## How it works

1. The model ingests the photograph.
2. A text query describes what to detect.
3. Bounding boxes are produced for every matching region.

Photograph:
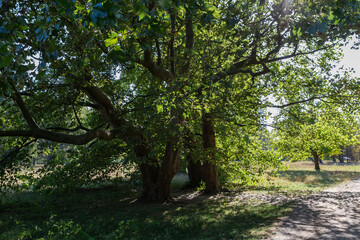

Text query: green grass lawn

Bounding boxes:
[258,160,360,193]
[0,186,291,240]
[2,160,360,240]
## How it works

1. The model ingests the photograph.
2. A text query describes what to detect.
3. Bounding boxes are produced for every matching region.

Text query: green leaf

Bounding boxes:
[297,27,302,37]
[0,55,13,68]
[105,38,118,47]
[139,11,147,21]
[212,10,221,19]
[156,105,163,113]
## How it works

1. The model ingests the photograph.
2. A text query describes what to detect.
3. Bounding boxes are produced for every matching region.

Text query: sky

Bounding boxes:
[339,41,360,76]
[265,42,360,129]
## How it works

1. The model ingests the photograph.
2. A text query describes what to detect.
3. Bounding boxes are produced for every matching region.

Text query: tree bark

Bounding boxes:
[184,132,204,187]
[139,161,160,201]
[138,112,182,202]
[82,86,179,202]
[187,158,204,187]
[312,151,321,171]
[202,112,221,194]
[139,139,181,202]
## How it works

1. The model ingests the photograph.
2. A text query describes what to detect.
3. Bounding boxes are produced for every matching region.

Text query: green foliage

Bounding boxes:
[196,180,206,192]
[43,215,84,240]
[268,49,360,162]
[272,103,359,161]
[1,0,360,198]
[217,131,285,187]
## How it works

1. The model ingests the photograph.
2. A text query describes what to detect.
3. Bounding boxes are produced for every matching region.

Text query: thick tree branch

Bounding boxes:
[0,128,117,145]
[81,86,116,119]
[169,8,176,77]
[11,90,39,130]
[137,50,174,82]
[45,126,86,132]
[80,86,144,141]
[181,8,194,75]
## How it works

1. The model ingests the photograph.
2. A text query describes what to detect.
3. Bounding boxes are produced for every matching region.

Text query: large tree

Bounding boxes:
[1,0,359,201]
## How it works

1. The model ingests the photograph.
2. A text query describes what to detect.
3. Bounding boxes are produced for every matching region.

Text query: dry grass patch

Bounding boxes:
[258,160,360,193]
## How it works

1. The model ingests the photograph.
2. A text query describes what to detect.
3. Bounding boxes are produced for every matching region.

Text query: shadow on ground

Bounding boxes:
[0,187,291,240]
[277,170,360,188]
[273,191,360,240]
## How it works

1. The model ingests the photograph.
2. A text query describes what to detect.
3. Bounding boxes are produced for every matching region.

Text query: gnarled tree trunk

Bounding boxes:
[83,86,179,202]
[139,111,183,201]
[202,112,221,194]
[139,143,181,202]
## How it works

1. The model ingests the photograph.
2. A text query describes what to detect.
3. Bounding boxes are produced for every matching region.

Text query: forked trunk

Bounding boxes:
[202,112,221,194]
[312,151,321,171]
[139,109,183,202]
[139,142,181,202]
[83,86,180,202]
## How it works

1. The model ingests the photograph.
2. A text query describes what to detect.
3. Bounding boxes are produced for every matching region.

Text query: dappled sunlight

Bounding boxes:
[256,161,360,193]
[0,188,292,240]
[273,191,360,239]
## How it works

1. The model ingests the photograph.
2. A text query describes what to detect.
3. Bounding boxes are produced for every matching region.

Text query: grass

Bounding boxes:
[2,160,360,239]
[258,160,360,193]
[0,186,291,240]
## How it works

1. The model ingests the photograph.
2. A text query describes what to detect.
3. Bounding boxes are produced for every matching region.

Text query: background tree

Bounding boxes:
[273,103,358,171]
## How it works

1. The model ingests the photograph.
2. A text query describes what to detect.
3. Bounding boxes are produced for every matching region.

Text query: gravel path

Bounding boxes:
[272,178,360,239]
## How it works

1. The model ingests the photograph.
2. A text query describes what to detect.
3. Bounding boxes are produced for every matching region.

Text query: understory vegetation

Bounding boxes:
[0,189,291,240]
[1,161,360,239]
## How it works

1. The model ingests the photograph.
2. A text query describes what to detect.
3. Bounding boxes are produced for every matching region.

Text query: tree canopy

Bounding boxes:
[1,0,360,201]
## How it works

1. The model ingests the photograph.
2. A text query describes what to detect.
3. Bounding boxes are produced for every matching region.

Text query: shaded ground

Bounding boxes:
[272,178,360,239]
[2,162,360,239]
[0,186,292,240]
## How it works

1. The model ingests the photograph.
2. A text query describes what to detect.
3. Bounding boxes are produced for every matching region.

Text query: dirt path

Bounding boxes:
[272,178,360,239]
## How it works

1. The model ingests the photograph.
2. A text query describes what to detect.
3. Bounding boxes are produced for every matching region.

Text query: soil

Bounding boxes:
[271,178,360,239]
